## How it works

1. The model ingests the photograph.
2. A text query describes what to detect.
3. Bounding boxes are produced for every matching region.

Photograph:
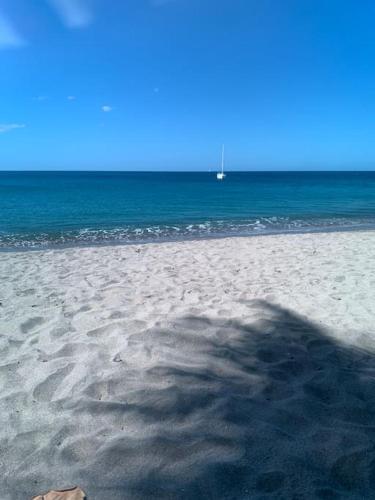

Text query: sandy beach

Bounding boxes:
[2,230,375,499]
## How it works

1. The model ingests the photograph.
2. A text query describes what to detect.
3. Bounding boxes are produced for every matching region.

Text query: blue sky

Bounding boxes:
[1,0,375,170]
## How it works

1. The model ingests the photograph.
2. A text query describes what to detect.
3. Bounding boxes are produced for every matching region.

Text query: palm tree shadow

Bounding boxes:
[76,299,375,499]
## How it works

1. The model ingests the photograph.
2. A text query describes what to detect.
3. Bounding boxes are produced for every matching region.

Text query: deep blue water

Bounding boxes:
[1,171,375,249]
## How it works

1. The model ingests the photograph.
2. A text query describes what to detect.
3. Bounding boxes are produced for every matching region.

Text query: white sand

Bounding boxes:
[1,231,375,499]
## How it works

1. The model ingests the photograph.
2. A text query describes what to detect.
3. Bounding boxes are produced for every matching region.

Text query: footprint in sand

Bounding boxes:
[33,363,75,402]
[255,470,285,493]
[87,322,124,339]
[17,288,36,297]
[108,310,126,320]
[20,316,45,334]
[256,348,282,363]
[59,436,101,464]
[330,449,369,491]
[334,275,346,283]
[48,342,97,360]
[315,487,340,499]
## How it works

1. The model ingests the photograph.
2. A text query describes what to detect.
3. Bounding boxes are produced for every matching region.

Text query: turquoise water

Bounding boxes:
[1,171,375,249]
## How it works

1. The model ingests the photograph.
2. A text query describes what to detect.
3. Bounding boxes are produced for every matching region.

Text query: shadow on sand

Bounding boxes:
[69,299,375,500]
[9,300,375,500]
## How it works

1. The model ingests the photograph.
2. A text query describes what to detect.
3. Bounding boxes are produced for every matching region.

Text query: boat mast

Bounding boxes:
[221,144,225,175]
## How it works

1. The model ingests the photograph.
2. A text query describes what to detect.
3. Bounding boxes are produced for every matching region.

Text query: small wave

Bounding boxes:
[1,216,375,250]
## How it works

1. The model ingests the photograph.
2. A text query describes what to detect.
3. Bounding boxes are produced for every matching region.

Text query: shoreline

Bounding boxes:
[1,222,375,253]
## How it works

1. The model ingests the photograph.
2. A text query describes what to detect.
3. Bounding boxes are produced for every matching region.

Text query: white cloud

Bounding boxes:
[0,124,25,134]
[102,105,112,112]
[67,95,76,100]
[49,0,92,28]
[0,11,25,49]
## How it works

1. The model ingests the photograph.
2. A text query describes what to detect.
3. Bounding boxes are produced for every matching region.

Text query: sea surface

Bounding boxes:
[1,171,375,249]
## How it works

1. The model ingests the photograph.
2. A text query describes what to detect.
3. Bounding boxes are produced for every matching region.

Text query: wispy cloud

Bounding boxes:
[0,11,25,49]
[102,105,112,112]
[35,95,49,101]
[49,0,92,28]
[0,123,25,134]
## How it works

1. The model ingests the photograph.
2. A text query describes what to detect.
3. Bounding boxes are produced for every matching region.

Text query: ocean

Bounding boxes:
[1,171,375,249]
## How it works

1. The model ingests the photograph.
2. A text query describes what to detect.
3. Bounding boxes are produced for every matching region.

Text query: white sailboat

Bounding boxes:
[217,144,226,180]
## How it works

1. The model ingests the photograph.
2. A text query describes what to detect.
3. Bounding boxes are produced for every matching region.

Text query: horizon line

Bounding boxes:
[1,169,375,173]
